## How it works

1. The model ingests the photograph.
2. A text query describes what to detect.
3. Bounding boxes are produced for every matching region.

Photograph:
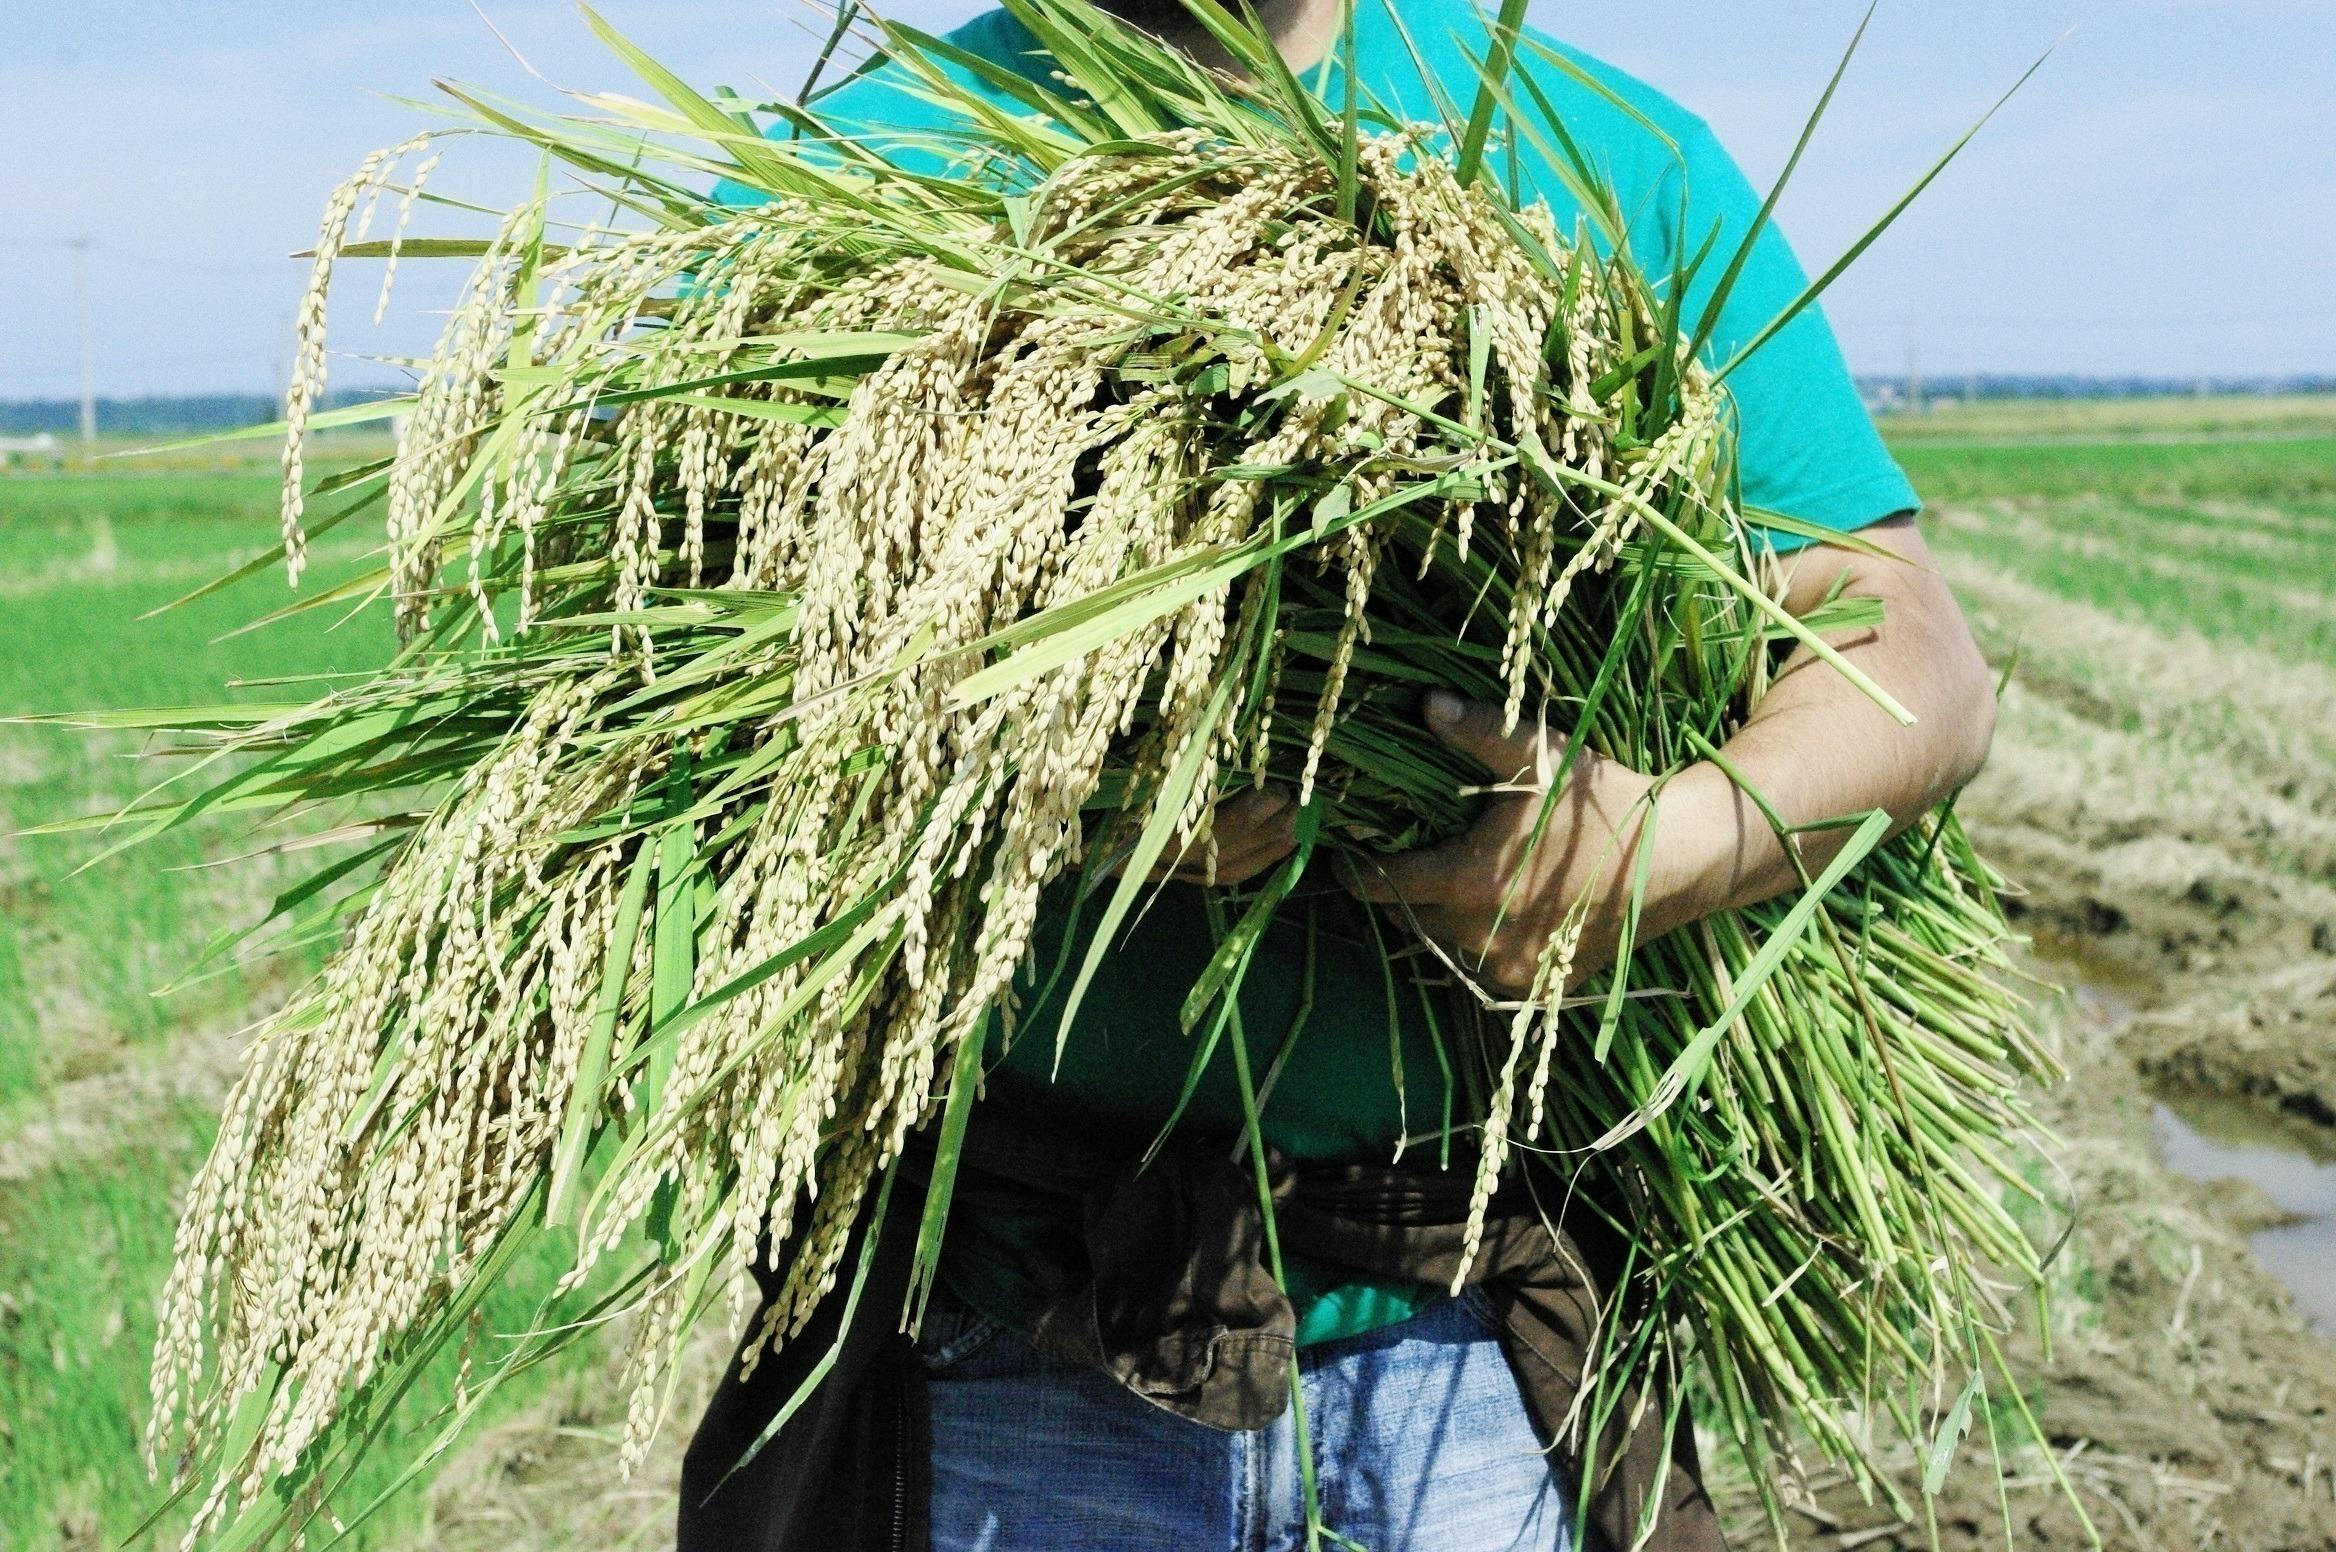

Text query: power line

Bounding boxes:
[91,248,292,279]
[0,236,290,279]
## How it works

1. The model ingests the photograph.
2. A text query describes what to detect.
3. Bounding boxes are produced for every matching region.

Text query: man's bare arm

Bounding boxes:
[1344,514,1999,994]
[1666,513,1998,918]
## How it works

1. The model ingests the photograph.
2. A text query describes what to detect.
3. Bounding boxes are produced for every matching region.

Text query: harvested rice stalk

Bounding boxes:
[74,3,2064,1545]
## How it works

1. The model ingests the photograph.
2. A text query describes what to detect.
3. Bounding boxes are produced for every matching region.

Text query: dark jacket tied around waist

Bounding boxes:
[678,1109,1726,1552]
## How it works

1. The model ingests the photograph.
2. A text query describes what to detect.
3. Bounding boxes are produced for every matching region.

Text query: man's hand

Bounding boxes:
[1342,516,1999,999]
[1341,693,1681,996]
[1142,785,1301,887]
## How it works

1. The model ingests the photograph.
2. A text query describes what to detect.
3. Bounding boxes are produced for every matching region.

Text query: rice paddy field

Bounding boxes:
[3,394,2333,1550]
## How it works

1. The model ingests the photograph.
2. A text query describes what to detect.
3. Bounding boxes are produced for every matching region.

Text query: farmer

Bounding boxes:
[682,2,1998,1549]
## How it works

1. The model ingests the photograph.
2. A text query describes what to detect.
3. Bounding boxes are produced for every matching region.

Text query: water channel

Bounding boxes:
[2152,1088,2336,1336]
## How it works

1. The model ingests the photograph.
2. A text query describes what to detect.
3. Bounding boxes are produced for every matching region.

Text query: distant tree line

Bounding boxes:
[0,389,401,439]
[2,376,2330,440]
[1854,372,2336,403]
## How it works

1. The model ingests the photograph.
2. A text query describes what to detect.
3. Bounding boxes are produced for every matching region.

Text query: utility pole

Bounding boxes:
[69,237,96,447]
[1904,319,1924,415]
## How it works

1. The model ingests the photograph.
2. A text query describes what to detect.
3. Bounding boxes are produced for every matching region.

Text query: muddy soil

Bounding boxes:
[1942,550,2336,1129]
[1744,976,2336,1551]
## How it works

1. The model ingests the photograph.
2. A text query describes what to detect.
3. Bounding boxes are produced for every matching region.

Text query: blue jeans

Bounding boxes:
[920,1289,1577,1552]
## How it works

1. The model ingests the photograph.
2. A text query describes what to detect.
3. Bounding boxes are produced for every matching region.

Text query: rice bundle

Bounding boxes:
[112,2,2065,1544]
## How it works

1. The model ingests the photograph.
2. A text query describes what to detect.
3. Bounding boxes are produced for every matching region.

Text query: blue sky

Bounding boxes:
[3,0,2331,397]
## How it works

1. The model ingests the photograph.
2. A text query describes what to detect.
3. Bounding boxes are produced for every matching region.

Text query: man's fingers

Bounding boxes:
[1340,839,1471,906]
[1193,788,1298,873]
[1145,786,1299,884]
[1216,785,1298,842]
[1174,834,1299,886]
[1154,831,1297,885]
[1423,689,1554,788]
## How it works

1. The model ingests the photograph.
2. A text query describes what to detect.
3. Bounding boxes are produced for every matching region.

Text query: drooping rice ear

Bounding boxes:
[109,22,2061,1537]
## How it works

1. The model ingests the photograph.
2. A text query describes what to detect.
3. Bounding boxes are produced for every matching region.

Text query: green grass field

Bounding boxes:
[0,453,623,1550]
[0,464,382,1537]
[1885,400,2336,672]
[2,398,2331,1549]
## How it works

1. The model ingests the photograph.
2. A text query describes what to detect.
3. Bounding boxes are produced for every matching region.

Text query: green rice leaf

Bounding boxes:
[547,839,656,1228]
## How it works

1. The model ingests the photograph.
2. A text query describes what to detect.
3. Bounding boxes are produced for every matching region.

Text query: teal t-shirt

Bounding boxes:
[715,0,1919,1344]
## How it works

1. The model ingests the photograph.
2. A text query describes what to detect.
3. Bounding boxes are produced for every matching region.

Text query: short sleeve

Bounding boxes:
[709,11,1053,206]
[708,67,967,206]
[1663,125,1921,551]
